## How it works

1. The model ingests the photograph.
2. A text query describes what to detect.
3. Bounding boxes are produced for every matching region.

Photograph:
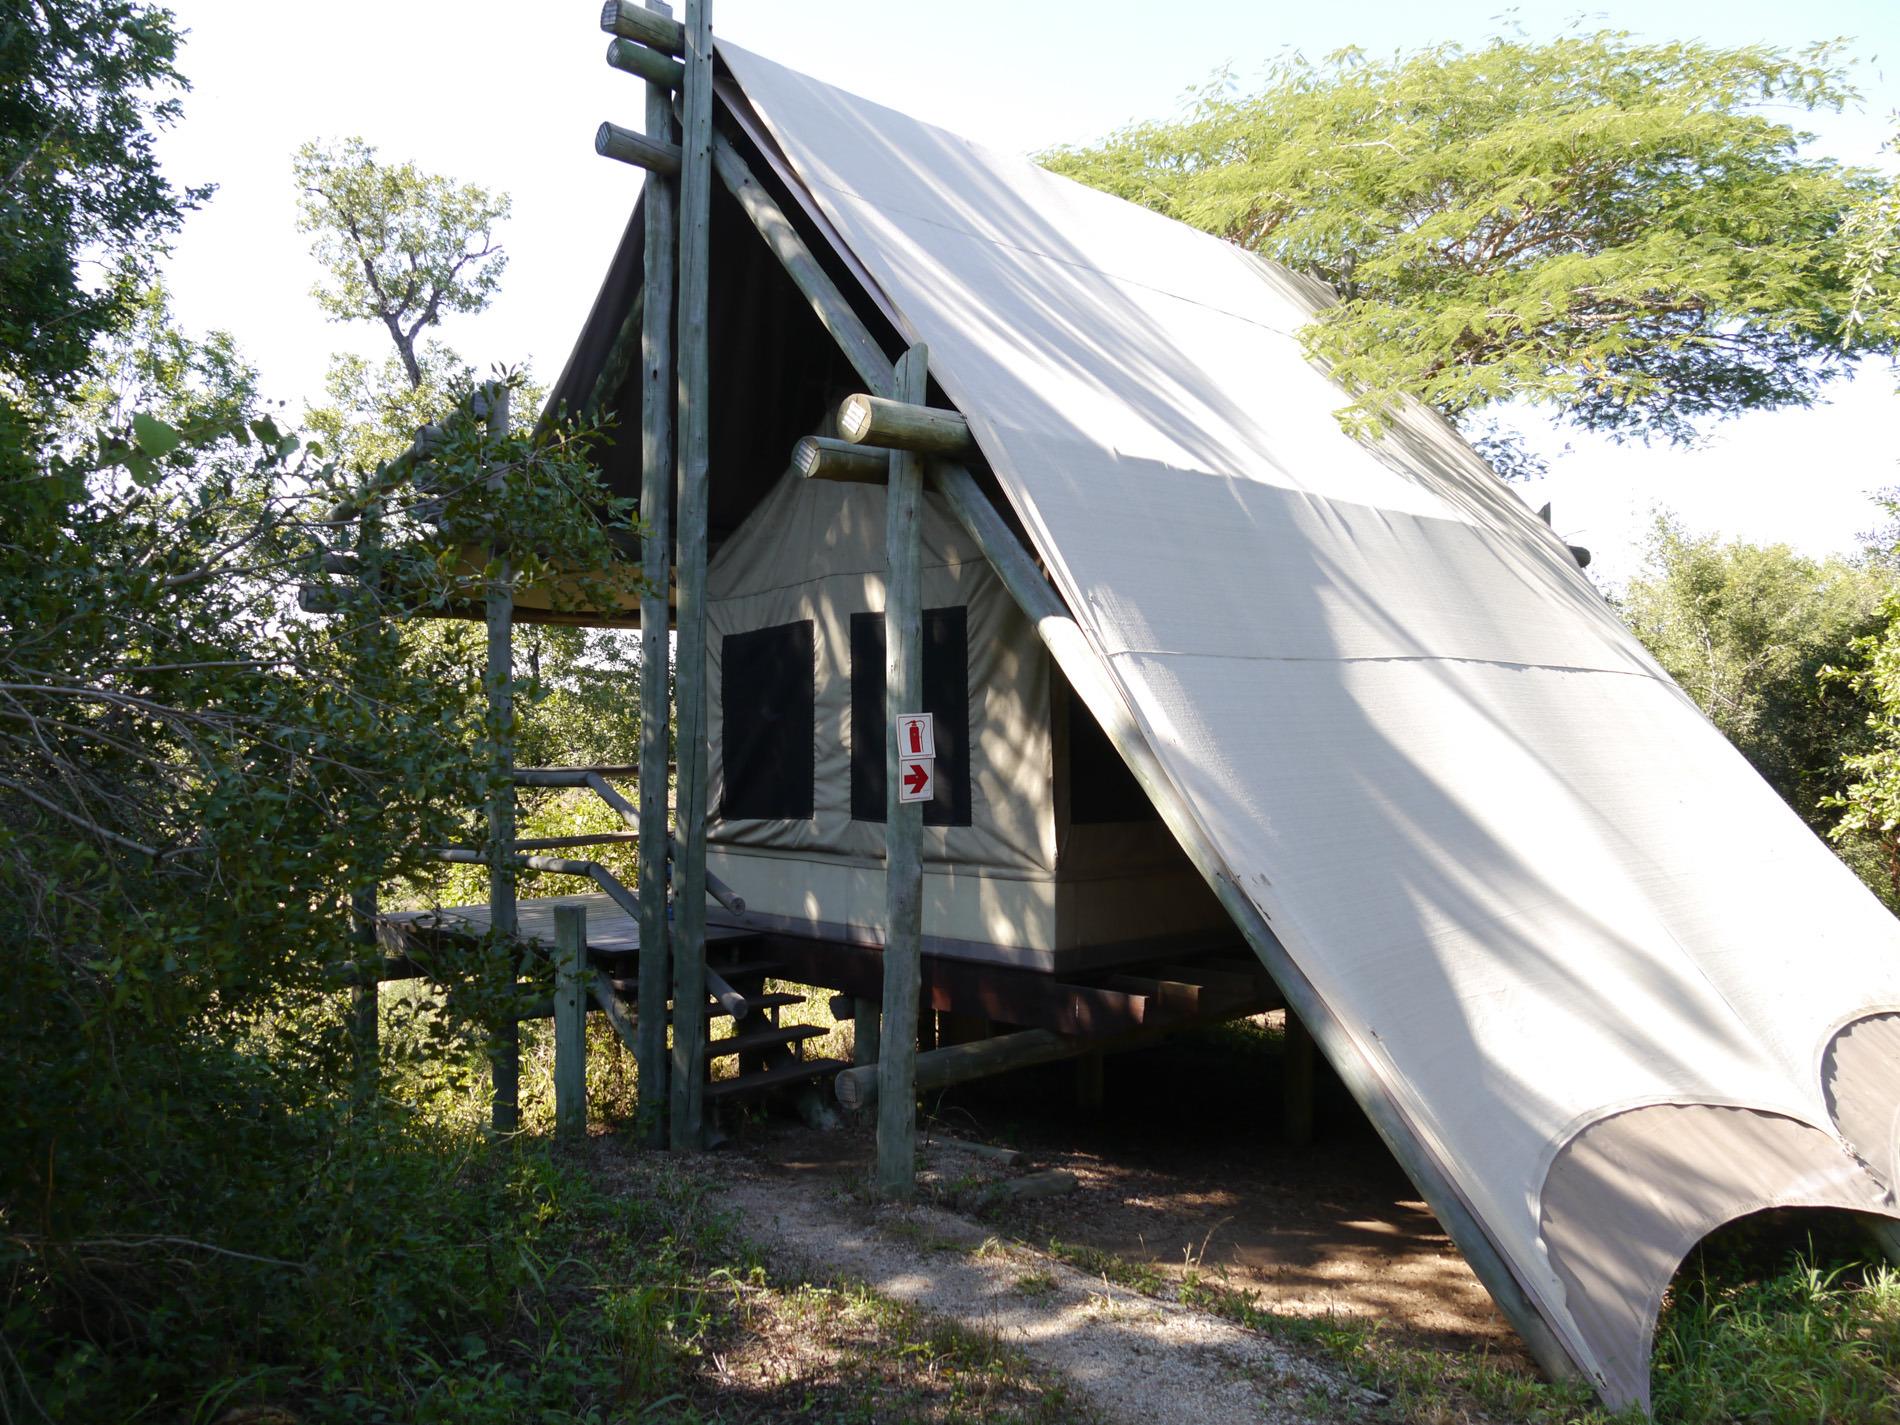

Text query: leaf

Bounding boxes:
[131,411,181,457]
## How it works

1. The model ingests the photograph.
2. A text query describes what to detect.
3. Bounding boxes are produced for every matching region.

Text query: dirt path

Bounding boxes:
[715,1149,1368,1425]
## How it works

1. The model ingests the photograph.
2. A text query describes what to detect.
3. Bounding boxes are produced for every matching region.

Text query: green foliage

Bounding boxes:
[1044,32,1899,444]
[1652,1251,1900,1423]
[294,136,511,390]
[1619,518,1896,901]
[0,0,208,401]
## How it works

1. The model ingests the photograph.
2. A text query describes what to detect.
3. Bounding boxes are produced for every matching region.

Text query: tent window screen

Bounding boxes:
[720,620,815,821]
[1067,685,1160,824]
[850,606,971,826]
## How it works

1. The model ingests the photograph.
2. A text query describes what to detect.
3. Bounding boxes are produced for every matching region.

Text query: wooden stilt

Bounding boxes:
[852,996,881,1069]
[668,0,714,1151]
[553,904,588,1141]
[1283,1009,1315,1148]
[1074,1050,1105,1112]
[347,498,384,1098]
[482,383,519,1136]
[635,0,678,1150]
[349,887,378,1093]
[875,343,930,1197]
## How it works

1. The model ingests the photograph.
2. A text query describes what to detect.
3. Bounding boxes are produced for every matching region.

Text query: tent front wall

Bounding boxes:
[705,466,1230,969]
[715,40,1900,1409]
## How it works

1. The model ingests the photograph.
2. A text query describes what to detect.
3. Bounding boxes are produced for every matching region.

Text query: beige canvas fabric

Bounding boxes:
[715,39,1900,1405]
[1824,1012,1900,1187]
[707,466,1053,874]
[1540,1104,1894,1411]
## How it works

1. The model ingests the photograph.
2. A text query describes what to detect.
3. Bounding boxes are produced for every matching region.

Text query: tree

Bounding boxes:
[0,0,207,401]
[1619,518,1896,901]
[1045,33,1899,447]
[294,137,509,390]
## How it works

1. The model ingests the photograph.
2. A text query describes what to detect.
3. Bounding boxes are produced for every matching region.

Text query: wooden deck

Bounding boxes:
[379,893,755,962]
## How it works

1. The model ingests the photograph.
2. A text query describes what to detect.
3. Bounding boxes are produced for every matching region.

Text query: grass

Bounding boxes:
[1038,1224,1900,1425]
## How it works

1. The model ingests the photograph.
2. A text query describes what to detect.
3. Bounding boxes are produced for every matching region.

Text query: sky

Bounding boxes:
[153,0,1900,586]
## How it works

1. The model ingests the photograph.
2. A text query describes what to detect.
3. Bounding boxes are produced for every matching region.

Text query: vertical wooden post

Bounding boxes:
[875,343,930,1196]
[852,996,881,1069]
[1283,1009,1315,1148]
[1074,1050,1105,1112]
[554,903,589,1141]
[349,886,379,1091]
[635,0,679,1149]
[668,0,714,1150]
[482,383,520,1135]
[348,498,384,1097]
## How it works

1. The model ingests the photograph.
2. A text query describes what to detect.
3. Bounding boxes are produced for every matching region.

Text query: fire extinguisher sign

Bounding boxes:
[896,712,935,760]
[896,713,936,804]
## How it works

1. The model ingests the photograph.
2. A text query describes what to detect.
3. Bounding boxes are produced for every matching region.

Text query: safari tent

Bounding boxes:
[528,25,1900,1412]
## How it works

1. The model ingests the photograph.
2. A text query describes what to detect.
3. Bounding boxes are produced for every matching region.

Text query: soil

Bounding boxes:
[714,1153,1370,1425]
[726,1013,1527,1366]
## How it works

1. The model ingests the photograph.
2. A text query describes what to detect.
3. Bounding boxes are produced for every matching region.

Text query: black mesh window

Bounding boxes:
[720,620,815,821]
[849,606,971,826]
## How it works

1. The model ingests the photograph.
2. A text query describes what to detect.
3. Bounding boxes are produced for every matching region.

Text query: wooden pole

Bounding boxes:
[596,121,682,176]
[1283,1009,1315,1147]
[794,435,889,484]
[710,135,893,397]
[1074,1050,1105,1112]
[347,498,384,1098]
[839,393,977,459]
[635,0,678,1150]
[606,36,684,90]
[482,382,519,1135]
[927,459,1587,1387]
[875,343,930,1196]
[852,996,881,1070]
[553,903,588,1141]
[840,1025,1162,1111]
[600,0,684,53]
[668,0,713,1151]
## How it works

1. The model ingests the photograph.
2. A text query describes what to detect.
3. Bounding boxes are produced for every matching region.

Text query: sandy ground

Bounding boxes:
[725,1016,1528,1361]
[715,1147,1372,1425]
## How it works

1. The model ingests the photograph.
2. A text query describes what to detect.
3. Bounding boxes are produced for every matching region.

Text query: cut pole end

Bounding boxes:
[839,394,874,443]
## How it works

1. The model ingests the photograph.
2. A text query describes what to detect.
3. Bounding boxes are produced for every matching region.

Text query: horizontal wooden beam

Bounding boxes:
[794,435,890,483]
[596,121,682,175]
[839,393,977,459]
[710,134,893,397]
[599,0,683,54]
[605,36,683,89]
[838,1024,1165,1110]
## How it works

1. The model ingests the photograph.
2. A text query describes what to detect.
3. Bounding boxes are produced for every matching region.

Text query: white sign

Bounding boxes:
[897,712,935,759]
[897,757,936,803]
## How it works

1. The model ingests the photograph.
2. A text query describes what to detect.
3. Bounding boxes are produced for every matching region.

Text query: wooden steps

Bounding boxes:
[705,1055,848,1101]
[708,1023,826,1059]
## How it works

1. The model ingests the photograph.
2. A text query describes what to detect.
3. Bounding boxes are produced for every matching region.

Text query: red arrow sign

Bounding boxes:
[903,762,930,795]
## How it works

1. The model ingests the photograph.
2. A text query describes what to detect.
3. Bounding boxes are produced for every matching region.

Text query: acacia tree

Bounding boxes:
[1045,33,1900,448]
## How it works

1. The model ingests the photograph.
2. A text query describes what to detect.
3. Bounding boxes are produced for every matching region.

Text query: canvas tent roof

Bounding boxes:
[559,38,1900,1409]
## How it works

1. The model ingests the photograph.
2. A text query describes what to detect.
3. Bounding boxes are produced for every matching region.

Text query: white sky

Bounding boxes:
[155,0,1900,587]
